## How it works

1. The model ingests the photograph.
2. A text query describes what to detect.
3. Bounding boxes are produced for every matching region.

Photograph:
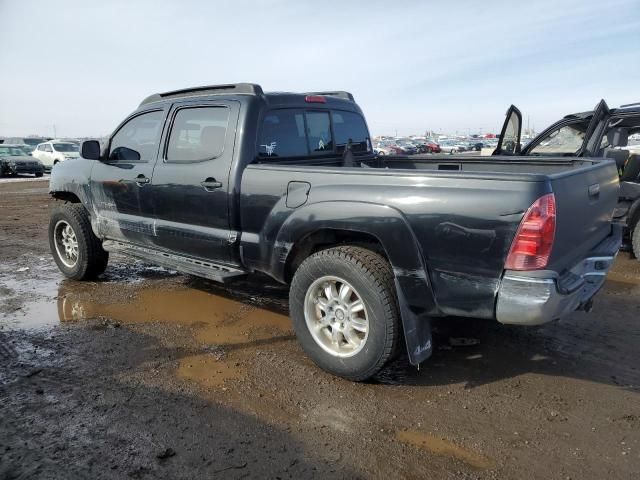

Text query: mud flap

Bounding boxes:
[394,278,433,366]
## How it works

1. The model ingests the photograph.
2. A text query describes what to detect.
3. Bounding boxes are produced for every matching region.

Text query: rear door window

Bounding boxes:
[166,106,230,162]
[332,111,370,153]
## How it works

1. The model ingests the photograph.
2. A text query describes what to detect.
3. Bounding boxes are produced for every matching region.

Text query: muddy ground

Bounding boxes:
[0,177,638,479]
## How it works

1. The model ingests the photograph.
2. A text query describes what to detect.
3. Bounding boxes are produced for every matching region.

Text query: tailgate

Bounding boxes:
[547,159,619,273]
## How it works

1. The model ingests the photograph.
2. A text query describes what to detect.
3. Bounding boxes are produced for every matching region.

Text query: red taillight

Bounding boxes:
[505,193,556,270]
[305,95,326,103]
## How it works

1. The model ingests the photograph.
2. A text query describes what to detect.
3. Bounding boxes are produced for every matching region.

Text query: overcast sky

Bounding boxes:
[1,0,639,138]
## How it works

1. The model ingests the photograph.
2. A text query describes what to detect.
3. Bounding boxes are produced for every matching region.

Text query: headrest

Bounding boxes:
[200,126,226,149]
[607,127,629,147]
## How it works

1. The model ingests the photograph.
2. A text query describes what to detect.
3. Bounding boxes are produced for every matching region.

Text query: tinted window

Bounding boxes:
[0,146,25,156]
[44,144,52,152]
[259,109,307,157]
[166,107,230,162]
[53,143,79,152]
[332,111,370,153]
[109,110,164,162]
[500,111,520,154]
[306,111,333,154]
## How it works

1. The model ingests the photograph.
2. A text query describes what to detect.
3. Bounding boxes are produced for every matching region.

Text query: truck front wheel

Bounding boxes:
[289,246,401,381]
[49,204,109,280]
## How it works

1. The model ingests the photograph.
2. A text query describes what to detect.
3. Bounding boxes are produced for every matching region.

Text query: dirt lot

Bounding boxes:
[1,178,639,479]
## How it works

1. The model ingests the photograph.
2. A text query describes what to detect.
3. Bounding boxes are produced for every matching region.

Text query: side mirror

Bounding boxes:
[81,140,101,160]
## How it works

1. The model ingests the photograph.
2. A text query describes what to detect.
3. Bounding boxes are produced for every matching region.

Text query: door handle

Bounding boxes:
[200,178,223,191]
[135,174,150,186]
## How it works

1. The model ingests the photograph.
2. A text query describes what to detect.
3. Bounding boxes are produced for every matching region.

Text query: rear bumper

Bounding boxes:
[496,225,622,326]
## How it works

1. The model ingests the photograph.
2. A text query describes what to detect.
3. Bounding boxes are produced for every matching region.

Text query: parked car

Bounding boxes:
[19,144,36,155]
[32,141,81,171]
[3,137,49,148]
[438,141,460,154]
[425,141,441,153]
[0,144,44,177]
[48,83,620,381]
[394,140,418,155]
[386,144,407,155]
[374,143,394,156]
[493,101,640,258]
[409,139,438,154]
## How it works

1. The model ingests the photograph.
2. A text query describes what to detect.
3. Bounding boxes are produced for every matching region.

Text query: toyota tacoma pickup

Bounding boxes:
[48,83,621,381]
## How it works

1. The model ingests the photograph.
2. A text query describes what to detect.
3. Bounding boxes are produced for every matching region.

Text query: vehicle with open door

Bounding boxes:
[494,100,640,259]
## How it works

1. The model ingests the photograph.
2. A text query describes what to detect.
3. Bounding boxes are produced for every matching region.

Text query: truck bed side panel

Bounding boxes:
[239,166,545,318]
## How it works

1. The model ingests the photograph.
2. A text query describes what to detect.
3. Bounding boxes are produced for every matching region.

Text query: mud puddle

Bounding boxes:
[59,282,293,388]
[57,283,292,344]
[1,271,295,390]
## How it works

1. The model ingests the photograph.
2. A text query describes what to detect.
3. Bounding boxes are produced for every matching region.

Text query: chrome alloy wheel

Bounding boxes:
[304,276,369,357]
[54,220,79,268]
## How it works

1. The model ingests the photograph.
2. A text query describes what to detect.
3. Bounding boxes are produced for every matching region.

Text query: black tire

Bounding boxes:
[289,246,401,381]
[632,220,640,260]
[49,203,109,280]
[35,172,43,178]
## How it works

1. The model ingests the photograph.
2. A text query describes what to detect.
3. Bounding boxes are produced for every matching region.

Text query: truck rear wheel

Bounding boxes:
[49,204,109,280]
[289,246,400,381]
[632,220,640,260]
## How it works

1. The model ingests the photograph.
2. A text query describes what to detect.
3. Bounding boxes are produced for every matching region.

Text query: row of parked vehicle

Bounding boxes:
[374,136,499,155]
[0,138,81,177]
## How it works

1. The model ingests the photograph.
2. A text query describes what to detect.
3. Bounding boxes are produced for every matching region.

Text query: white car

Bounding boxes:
[438,142,460,154]
[32,141,80,171]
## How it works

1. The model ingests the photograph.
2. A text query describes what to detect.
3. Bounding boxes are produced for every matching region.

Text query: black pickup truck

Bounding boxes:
[48,83,621,381]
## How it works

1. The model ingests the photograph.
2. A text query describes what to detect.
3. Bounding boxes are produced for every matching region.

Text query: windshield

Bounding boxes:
[53,143,79,152]
[0,146,27,156]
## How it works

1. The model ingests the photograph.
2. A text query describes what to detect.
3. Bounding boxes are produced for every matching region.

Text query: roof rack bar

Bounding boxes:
[140,83,263,106]
[620,102,640,108]
[304,91,355,102]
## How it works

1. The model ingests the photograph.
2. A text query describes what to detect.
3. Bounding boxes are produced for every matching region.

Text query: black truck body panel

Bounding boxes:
[49,84,621,364]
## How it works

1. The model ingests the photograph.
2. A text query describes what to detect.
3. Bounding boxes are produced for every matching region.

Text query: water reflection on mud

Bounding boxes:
[56,280,294,387]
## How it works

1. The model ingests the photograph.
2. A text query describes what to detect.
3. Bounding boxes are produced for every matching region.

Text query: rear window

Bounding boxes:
[258,108,370,159]
[259,109,307,157]
[333,111,370,153]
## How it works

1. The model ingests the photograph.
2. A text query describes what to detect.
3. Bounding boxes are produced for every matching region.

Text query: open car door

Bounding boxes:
[493,105,522,156]
[579,99,609,157]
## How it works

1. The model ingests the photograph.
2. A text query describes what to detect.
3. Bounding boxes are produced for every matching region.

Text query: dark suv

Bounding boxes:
[494,100,640,258]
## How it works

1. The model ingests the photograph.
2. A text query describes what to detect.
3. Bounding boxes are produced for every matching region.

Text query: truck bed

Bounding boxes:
[240,154,619,319]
